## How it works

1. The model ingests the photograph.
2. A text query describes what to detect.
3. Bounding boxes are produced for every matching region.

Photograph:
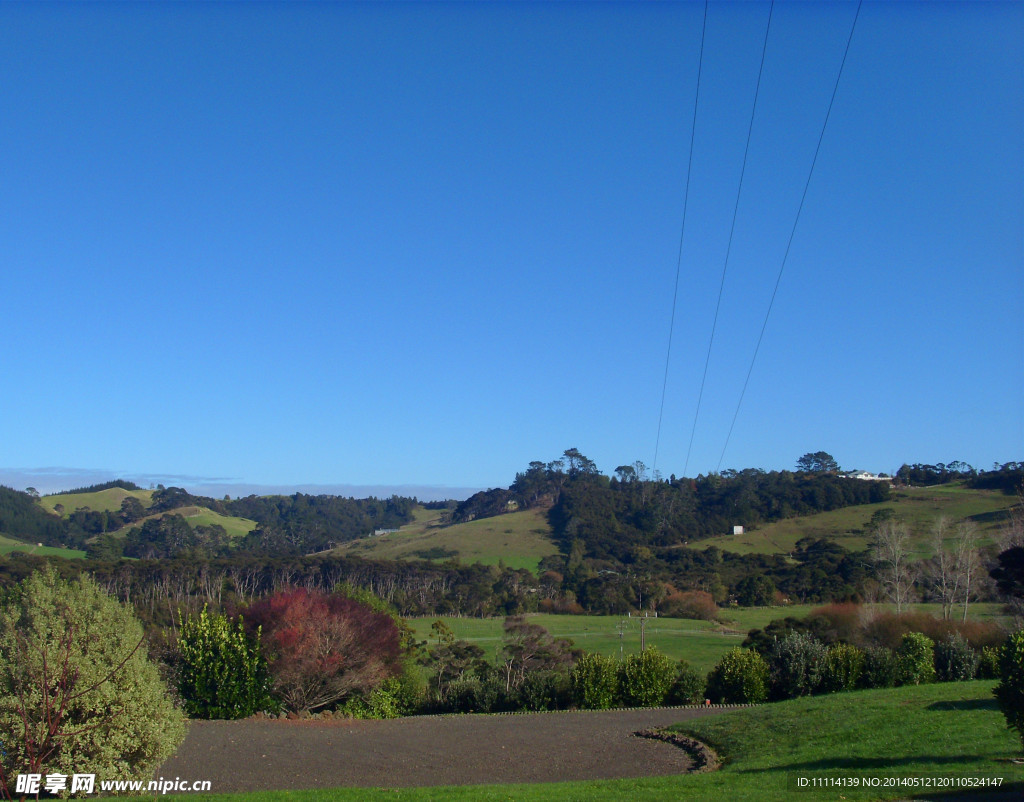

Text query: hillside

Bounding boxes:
[698,483,1017,557]
[103,506,258,540]
[38,487,154,515]
[334,506,559,572]
[0,533,86,559]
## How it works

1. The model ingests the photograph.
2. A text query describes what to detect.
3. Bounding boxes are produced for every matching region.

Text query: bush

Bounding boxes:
[514,670,570,712]
[860,646,898,689]
[666,659,706,705]
[809,603,865,644]
[933,632,980,682]
[978,646,1002,679]
[0,567,186,795]
[705,648,769,704]
[570,652,619,709]
[177,606,276,719]
[819,643,865,693]
[618,648,676,707]
[993,629,1024,751]
[660,590,718,621]
[245,588,402,712]
[768,633,826,700]
[896,632,936,685]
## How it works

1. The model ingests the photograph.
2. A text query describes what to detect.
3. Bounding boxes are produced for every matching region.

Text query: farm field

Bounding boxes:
[408,603,1012,673]
[159,681,1023,801]
[336,507,559,572]
[699,484,1017,557]
[410,613,742,672]
[0,533,85,559]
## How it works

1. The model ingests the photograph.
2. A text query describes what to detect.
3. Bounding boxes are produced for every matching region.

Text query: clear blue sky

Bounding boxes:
[1,1,1021,493]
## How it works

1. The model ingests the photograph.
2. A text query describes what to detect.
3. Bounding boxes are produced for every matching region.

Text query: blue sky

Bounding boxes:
[1,1,1021,495]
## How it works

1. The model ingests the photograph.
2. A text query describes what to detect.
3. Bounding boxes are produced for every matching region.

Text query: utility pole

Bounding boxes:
[616,618,628,660]
[630,609,657,652]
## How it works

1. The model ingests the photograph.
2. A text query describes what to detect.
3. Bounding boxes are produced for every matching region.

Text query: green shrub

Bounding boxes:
[993,629,1024,751]
[514,670,570,712]
[666,659,706,705]
[896,632,936,685]
[705,647,769,704]
[0,567,186,795]
[618,648,676,707]
[819,643,865,693]
[177,606,276,719]
[860,645,898,689]
[977,645,1002,679]
[570,652,618,709]
[933,632,980,682]
[768,632,826,700]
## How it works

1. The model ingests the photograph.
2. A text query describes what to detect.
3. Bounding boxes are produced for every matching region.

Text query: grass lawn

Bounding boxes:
[161,681,1023,802]
[336,507,559,572]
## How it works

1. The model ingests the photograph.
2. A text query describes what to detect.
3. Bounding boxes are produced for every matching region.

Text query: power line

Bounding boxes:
[717,0,863,471]
[653,0,708,475]
[683,0,774,478]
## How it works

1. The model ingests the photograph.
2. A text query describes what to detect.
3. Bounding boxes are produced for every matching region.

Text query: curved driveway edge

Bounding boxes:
[159,707,728,792]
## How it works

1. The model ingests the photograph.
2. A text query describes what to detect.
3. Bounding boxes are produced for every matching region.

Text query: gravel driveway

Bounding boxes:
[159,707,726,792]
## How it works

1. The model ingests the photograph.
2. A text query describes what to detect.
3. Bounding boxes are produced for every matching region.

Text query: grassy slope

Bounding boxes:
[101,506,258,540]
[336,506,559,572]
[341,484,1015,573]
[699,484,1017,557]
[0,533,86,559]
[38,487,155,515]
[165,681,1023,802]
[38,489,257,540]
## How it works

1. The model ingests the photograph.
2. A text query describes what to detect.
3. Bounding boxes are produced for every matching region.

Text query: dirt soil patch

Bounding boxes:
[159,707,724,792]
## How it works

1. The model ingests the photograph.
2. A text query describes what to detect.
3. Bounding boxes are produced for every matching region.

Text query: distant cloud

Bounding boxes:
[0,468,480,502]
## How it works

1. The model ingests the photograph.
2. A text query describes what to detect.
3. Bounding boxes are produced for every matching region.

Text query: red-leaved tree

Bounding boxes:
[244,588,401,713]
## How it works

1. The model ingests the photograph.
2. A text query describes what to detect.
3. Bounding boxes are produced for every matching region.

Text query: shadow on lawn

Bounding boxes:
[927,699,999,712]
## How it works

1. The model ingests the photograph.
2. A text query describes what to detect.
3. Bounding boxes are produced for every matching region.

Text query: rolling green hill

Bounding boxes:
[335,506,559,572]
[698,484,1017,557]
[0,533,86,559]
[100,505,258,540]
[39,487,155,515]
[37,488,257,544]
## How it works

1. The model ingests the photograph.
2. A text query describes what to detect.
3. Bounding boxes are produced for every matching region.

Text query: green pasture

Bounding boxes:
[0,533,86,559]
[39,488,154,516]
[409,613,741,672]
[98,506,258,540]
[700,484,1016,557]
[337,507,559,572]
[408,603,1012,673]
[164,681,1023,802]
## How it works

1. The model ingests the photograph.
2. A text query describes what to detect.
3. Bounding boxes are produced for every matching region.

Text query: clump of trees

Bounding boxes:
[0,567,185,795]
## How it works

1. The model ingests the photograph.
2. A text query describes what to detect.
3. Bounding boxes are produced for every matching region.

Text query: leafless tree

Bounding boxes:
[953,519,982,622]
[871,520,916,614]
[922,517,958,620]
